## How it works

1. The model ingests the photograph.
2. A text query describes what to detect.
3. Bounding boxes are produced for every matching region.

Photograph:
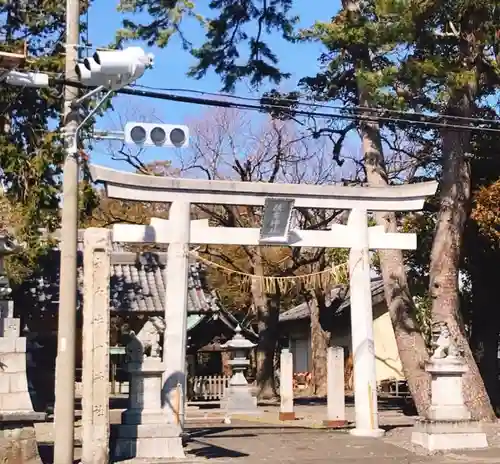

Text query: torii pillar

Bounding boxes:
[90,163,438,446]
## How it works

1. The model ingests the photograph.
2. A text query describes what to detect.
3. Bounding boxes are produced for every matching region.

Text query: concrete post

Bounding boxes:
[279,348,295,421]
[324,346,347,427]
[53,1,80,462]
[81,228,111,464]
[161,200,191,457]
[347,209,384,437]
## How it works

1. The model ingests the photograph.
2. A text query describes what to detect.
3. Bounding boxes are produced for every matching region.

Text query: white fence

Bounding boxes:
[188,375,231,401]
[76,374,231,400]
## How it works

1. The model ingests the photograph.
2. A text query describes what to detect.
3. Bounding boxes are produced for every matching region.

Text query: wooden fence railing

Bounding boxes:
[188,375,231,401]
[75,370,232,401]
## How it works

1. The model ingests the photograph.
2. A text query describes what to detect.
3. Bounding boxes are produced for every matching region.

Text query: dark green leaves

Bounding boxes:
[0,1,91,282]
[118,0,298,91]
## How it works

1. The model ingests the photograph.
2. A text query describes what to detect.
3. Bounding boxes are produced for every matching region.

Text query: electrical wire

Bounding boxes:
[132,84,500,127]
[55,78,500,134]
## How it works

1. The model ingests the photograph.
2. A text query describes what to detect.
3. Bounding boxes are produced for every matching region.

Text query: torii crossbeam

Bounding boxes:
[88,163,437,455]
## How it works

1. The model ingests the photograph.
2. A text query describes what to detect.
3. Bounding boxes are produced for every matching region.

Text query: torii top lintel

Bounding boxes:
[89,164,438,211]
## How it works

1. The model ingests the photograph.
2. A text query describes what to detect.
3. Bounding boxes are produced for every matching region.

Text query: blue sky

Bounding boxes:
[86,0,342,170]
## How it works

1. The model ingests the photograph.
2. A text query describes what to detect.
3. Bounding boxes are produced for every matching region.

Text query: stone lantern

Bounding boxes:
[411,322,488,452]
[220,325,258,417]
[0,233,45,463]
[112,317,185,460]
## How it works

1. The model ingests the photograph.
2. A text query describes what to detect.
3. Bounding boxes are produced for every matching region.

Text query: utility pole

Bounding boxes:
[1,8,152,463]
[53,0,80,461]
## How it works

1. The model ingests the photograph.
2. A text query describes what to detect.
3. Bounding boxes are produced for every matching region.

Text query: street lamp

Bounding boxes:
[1,70,50,88]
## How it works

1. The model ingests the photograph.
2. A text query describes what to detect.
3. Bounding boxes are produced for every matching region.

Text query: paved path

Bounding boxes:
[184,423,432,464]
[34,402,500,463]
[183,422,498,464]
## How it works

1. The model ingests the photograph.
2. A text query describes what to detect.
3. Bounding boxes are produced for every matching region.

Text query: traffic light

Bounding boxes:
[2,70,49,88]
[124,122,190,148]
[75,47,153,88]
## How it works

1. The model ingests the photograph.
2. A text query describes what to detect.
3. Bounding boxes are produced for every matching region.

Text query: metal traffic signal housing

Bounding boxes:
[124,122,190,148]
[74,47,154,89]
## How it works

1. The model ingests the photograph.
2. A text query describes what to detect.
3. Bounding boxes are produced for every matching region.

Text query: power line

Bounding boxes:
[54,78,500,134]
[132,84,500,128]
[17,70,500,128]
[10,54,500,129]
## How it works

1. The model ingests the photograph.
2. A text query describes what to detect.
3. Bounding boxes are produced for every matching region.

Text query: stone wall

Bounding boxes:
[0,419,41,464]
[0,297,44,463]
[0,337,31,409]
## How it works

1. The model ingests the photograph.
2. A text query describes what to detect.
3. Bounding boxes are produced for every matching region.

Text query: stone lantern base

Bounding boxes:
[221,384,258,415]
[411,357,488,452]
[111,358,185,460]
[412,418,488,452]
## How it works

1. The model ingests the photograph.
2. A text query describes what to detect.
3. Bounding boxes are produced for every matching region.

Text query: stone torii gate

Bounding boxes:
[87,164,437,458]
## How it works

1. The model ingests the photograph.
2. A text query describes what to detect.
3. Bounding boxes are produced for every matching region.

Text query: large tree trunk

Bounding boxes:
[251,248,279,400]
[309,291,329,397]
[429,116,495,420]
[221,351,232,377]
[359,118,431,417]
[342,0,431,416]
[344,0,493,420]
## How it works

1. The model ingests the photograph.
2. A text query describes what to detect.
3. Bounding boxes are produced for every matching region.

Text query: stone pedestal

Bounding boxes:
[323,346,348,428]
[0,413,46,464]
[279,349,295,421]
[112,357,185,460]
[412,418,487,452]
[411,357,488,452]
[427,358,470,422]
[221,383,258,416]
[220,362,258,416]
[0,302,36,415]
[0,300,45,463]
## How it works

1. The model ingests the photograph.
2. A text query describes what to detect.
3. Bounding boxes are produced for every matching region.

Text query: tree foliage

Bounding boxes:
[472,181,500,243]
[5,0,499,412]
[110,0,500,410]
[0,2,70,282]
[0,2,103,287]
[117,0,297,91]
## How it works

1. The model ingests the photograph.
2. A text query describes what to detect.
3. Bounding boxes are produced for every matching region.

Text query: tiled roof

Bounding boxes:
[109,252,220,313]
[23,238,220,314]
[279,277,385,322]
